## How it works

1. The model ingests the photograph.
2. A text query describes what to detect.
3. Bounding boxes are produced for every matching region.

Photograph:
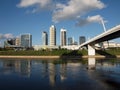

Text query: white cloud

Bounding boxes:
[0,33,14,39]
[17,0,51,8]
[76,15,106,26]
[52,0,105,23]
[17,0,53,13]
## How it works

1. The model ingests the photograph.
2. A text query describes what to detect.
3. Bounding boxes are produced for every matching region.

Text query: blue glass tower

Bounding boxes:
[20,34,32,48]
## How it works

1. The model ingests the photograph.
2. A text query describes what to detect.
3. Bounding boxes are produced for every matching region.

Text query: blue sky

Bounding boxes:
[0,0,120,46]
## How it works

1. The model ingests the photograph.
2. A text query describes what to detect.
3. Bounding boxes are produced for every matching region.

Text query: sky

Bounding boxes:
[0,0,120,46]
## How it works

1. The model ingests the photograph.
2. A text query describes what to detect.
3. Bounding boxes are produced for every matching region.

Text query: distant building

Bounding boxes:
[20,34,32,48]
[79,36,86,45]
[15,38,20,46]
[49,25,56,46]
[33,45,59,51]
[42,31,48,45]
[4,38,16,47]
[60,28,66,46]
[73,41,78,45]
[68,37,73,45]
[102,41,120,48]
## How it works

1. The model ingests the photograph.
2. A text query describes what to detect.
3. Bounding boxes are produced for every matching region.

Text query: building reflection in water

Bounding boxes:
[0,58,120,89]
[48,62,67,87]
[20,60,31,77]
[60,63,67,81]
[1,60,31,77]
[48,63,56,86]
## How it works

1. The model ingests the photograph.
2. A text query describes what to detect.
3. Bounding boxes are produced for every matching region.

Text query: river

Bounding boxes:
[0,58,120,90]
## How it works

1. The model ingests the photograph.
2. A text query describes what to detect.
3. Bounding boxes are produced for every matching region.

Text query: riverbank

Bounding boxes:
[0,55,120,59]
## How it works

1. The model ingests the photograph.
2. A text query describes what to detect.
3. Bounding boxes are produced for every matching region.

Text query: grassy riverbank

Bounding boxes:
[0,48,120,57]
[0,49,88,56]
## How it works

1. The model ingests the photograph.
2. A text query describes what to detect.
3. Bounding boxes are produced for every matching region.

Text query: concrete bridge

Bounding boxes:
[79,25,120,56]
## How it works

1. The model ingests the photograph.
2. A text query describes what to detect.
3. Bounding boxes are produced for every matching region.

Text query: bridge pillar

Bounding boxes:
[88,44,95,56]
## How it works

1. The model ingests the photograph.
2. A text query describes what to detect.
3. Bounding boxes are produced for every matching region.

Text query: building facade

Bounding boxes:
[4,38,16,47]
[20,34,32,48]
[42,31,48,45]
[15,38,20,46]
[49,25,56,46]
[79,36,86,45]
[68,37,73,45]
[60,28,66,46]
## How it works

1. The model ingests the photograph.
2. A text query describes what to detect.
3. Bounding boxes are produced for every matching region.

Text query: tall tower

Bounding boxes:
[68,37,73,45]
[79,36,86,45]
[15,37,20,46]
[60,28,66,46]
[49,25,56,46]
[20,34,32,48]
[42,31,48,45]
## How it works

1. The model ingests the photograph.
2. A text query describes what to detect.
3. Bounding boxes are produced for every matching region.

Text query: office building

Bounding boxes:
[68,37,73,45]
[60,28,66,46]
[15,37,20,46]
[49,25,56,46]
[4,38,16,47]
[79,36,86,45]
[20,34,32,48]
[42,31,48,45]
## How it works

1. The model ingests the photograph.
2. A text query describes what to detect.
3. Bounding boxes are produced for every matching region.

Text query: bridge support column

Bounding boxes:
[88,44,95,56]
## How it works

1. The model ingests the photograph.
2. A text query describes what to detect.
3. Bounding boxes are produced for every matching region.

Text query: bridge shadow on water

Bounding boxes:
[96,50,117,58]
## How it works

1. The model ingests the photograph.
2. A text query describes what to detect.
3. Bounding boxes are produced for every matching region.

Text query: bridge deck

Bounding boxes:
[80,25,120,47]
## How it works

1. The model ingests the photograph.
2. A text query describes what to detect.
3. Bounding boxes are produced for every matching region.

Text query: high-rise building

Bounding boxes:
[60,28,66,46]
[79,36,86,45]
[15,38,20,46]
[42,31,48,45]
[68,37,73,45]
[20,34,32,48]
[49,25,56,46]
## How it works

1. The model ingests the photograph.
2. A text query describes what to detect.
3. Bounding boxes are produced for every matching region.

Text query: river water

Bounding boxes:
[0,58,120,90]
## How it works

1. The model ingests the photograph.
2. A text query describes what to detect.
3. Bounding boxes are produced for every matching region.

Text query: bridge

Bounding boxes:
[79,25,120,56]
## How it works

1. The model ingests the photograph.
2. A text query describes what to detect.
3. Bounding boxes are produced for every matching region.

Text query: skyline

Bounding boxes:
[0,0,120,46]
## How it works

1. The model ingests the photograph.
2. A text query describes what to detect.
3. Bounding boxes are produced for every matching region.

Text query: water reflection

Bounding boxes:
[87,58,96,70]
[0,60,31,77]
[48,62,67,86]
[0,58,120,90]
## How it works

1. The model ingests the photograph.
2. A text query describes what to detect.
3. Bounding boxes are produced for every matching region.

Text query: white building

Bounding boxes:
[49,25,56,46]
[33,45,59,51]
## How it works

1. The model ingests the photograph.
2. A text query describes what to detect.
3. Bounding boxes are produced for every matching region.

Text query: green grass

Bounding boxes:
[1,47,120,56]
[0,49,88,56]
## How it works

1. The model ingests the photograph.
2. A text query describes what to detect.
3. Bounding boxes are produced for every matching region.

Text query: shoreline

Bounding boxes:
[0,55,119,59]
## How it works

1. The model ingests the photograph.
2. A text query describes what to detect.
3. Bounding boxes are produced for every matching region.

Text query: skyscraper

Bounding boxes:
[68,37,73,45]
[60,28,66,46]
[42,31,48,45]
[15,37,20,46]
[20,34,32,48]
[49,25,56,46]
[79,36,86,45]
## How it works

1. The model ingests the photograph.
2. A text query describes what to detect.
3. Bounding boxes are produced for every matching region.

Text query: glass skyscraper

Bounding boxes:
[68,37,73,45]
[79,36,86,45]
[20,34,32,48]
[60,28,66,46]
[42,31,48,45]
